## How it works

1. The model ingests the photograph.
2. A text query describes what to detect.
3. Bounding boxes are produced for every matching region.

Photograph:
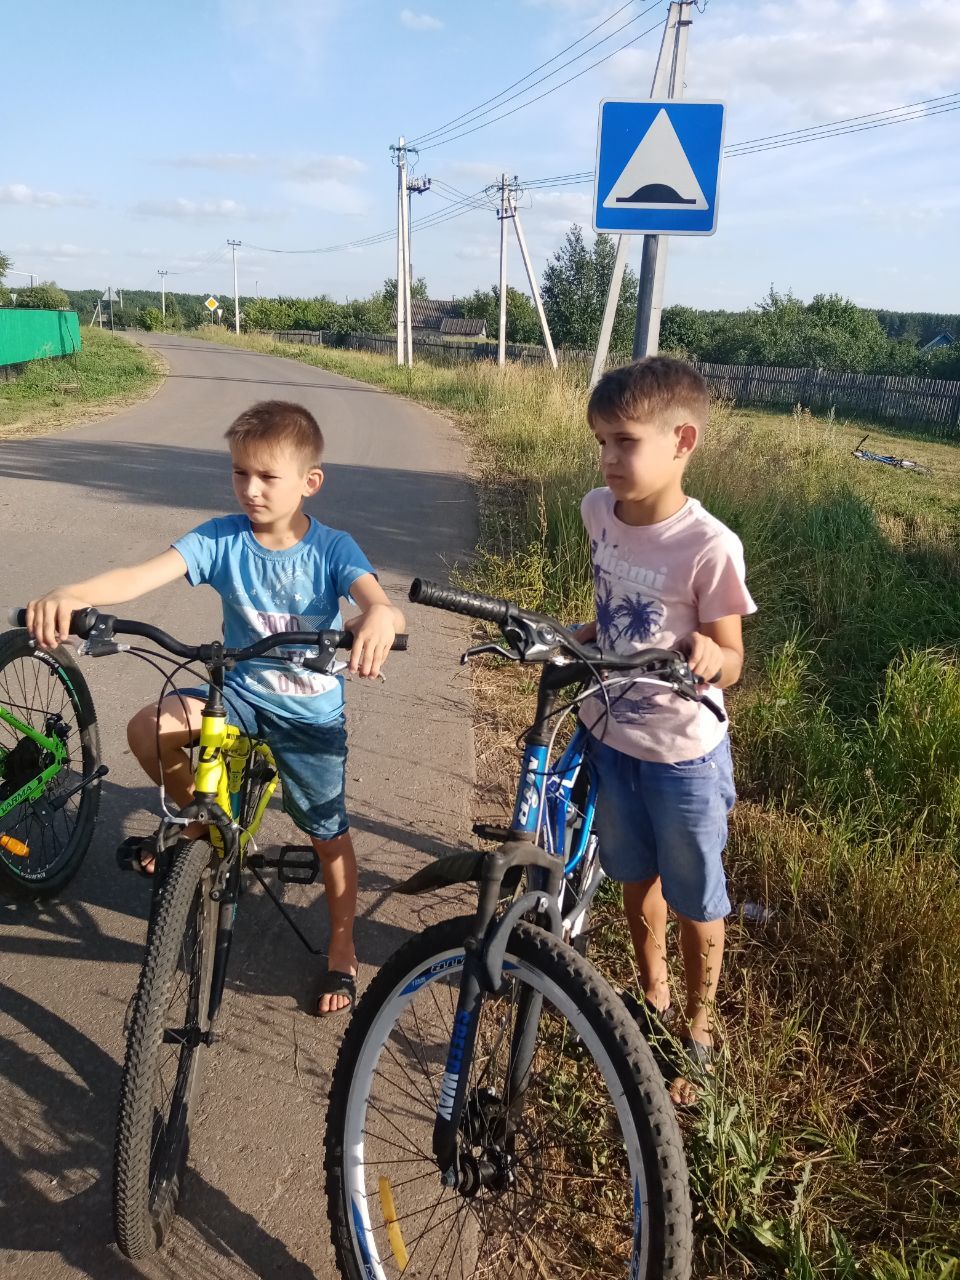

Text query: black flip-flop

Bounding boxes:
[116,833,182,878]
[316,969,356,1018]
[621,992,677,1078]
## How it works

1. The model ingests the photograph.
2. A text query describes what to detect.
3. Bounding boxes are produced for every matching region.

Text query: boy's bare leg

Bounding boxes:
[623,877,671,1012]
[312,831,358,1014]
[671,914,725,1104]
[126,698,208,867]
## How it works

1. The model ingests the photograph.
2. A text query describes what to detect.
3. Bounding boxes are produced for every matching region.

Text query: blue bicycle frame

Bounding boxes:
[511,719,598,872]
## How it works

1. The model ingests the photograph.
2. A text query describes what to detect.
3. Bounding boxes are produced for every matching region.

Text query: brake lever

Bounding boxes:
[460,643,521,665]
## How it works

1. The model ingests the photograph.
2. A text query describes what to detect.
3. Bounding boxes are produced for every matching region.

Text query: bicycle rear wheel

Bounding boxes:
[113,839,218,1258]
[326,916,692,1280]
[0,629,100,897]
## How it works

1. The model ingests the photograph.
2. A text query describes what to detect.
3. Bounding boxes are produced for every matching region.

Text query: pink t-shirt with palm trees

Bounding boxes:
[580,488,756,764]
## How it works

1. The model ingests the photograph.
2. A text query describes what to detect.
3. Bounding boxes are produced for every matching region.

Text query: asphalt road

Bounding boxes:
[0,333,479,1278]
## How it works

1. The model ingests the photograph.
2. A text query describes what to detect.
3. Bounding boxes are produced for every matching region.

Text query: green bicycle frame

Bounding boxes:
[0,706,68,820]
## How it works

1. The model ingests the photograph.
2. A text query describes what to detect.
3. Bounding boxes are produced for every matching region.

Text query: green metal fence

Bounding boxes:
[0,309,81,367]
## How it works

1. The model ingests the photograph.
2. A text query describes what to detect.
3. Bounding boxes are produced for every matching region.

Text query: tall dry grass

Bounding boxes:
[199,331,960,1278]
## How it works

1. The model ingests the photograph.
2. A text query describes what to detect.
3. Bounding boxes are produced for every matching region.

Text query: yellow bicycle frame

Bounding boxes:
[194,708,279,854]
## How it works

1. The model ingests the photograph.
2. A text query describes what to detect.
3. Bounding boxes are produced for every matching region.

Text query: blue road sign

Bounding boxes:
[593,99,726,235]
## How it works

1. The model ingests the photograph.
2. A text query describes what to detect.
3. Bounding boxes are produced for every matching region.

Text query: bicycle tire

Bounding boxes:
[113,839,218,1258]
[325,916,692,1280]
[0,629,101,897]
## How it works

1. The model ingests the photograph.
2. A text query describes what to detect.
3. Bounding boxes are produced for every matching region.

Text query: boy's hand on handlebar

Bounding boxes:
[677,631,723,684]
[345,604,397,679]
[27,591,93,651]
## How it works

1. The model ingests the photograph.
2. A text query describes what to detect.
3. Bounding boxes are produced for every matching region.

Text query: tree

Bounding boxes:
[14,282,70,310]
[164,294,182,330]
[462,285,542,344]
[137,306,164,331]
[660,305,710,357]
[381,275,428,305]
[540,226,638,353]
[0,250,10,282]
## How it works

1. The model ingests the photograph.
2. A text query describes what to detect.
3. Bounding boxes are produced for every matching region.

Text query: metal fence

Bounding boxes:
[0,309,81,369]
[262,331,960,436]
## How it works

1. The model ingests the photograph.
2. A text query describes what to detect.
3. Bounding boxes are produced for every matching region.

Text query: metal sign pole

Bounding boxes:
[589,2,686,386]
[633,1,691,358]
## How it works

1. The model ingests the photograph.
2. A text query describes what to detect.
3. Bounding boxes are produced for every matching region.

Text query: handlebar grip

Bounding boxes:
[334,632,408,652]
[8,607,101,637]
[409,578,510,626]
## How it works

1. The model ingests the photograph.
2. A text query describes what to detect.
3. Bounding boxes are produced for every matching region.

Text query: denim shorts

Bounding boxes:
[176,686,349,842]
[587,734,736,922]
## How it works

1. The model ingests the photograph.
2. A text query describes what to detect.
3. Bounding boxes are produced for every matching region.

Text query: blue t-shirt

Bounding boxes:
[173,514,374,724]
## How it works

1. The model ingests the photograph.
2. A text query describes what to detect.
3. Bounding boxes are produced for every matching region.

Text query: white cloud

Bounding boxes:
[284,179,370,215]
[607,0,960,121]
[166,153,263,170]
[400,8,444,31]
[288,155,367,180]
[130,197,272,221]
[13,243,107,261]
[0,184,93,208]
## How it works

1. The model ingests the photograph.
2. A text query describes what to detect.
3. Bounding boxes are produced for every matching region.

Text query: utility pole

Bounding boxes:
[227,239,242,334]
[406,175,431,295]
[390,138,416,366]
[509,192,557,369]
[497,173,510,367]
[590,1,692,386]
[157,269,168,321]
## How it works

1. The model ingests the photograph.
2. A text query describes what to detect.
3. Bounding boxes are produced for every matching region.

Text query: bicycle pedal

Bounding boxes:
[472,822,512,844]
[277,844,320,884]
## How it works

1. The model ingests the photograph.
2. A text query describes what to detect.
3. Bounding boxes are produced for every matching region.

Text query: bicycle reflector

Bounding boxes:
[0,834,29,858]
[378,1177,409,1270]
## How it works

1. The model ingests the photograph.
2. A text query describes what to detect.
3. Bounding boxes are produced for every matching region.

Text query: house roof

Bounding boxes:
[393,298,463,329]
[440,316,486,337]
[920,332,954,351]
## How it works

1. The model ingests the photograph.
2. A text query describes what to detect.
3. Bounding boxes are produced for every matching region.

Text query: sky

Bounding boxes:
[3,0,958,313]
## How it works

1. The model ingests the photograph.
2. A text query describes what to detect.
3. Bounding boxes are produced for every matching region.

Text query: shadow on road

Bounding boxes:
[0,438,472,579]
[0,984,314,1278]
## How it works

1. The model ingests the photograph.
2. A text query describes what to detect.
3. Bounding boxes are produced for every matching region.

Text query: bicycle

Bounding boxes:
[12,603,406,1259]
[0,623,106,897]
[852,434,930,473]
[325,578,724,1280]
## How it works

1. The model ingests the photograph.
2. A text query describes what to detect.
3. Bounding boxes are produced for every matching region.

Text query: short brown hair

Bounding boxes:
[587,356,709,431]
[225,400,324,468]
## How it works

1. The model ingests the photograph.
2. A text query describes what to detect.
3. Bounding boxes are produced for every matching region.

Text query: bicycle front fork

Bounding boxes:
[432,845,560,1190]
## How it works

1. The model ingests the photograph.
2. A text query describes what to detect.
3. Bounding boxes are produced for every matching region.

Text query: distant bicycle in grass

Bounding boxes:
[0,622,105,897]
[323,578,725,1280]
[852,435,930,473]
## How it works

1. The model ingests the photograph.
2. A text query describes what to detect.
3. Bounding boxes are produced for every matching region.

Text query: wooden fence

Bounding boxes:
[263,331,960,436]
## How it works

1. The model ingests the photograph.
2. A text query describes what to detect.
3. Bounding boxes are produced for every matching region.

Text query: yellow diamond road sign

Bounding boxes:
[204,296,219,311]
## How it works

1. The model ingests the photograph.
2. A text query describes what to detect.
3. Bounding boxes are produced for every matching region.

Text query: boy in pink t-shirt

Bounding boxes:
[579,357,755,1106]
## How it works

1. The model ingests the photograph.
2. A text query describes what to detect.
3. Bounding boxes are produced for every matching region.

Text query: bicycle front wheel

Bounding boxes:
[0,629,100,897]
[325,916,692,1280]
[113,839,218,1258]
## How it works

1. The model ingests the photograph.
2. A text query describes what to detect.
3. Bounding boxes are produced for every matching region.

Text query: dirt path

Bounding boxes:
[0,332,478,1277]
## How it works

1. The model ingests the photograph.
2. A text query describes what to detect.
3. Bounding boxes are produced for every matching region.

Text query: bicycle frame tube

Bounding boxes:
[0,707,68,819]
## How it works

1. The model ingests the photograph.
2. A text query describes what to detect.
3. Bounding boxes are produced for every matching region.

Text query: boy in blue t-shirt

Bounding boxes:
[27,400,405,1016]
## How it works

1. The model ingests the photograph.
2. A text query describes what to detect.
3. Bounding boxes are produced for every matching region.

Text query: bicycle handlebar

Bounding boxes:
[409,578,511,625]
[10,608,408,663]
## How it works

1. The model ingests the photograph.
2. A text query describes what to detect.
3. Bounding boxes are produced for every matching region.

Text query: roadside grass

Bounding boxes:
[0,327,163,438]
[192,329,960,1277]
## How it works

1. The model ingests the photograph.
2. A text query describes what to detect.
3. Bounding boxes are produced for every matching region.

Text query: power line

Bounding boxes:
[517,88,960,191]
[415,4,668,152]
[409,0,650,147]
[242,188,489,257]
[725,89,960,152]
